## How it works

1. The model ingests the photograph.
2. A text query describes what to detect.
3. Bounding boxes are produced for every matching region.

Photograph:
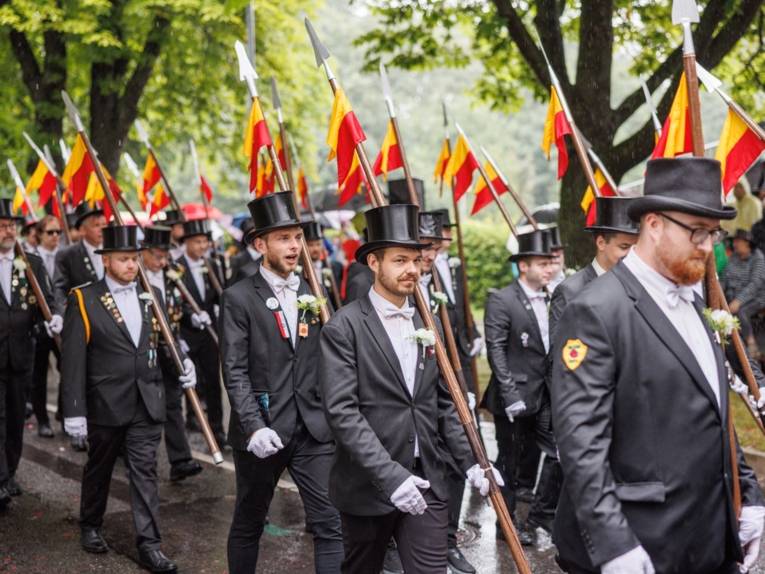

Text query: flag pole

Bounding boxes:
[134,121,185,218]
[479,147,539,230]
[61,91,223,465]
[189,139,210,219]
[305,19,531,573]
[270,79,301,210]
[7,159,38,220]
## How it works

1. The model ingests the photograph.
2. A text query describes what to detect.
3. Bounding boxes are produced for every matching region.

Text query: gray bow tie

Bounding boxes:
[383,307,415,320]
[112,283,137,295]
[666,285,695,308]
[272,274,300,294]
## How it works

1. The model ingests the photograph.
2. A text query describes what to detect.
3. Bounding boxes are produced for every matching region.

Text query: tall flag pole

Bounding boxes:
[270,79,298,200]
[7,159,37,219]
[189,139,212,218]
[580,149,618,226]
[60,90,223,464]
[305,19,531,570]
[122,152,150,217]
[134,120,184,218]
[22,133,71,242]
[479,147,539,228]
[640,79,663,142]
[374,63,409,192]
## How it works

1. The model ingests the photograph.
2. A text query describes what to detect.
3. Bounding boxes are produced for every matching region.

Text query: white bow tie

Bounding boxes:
[666,284,695,308]
[112,283,137,295]
[271,274,300,294]
[383,306,415,320]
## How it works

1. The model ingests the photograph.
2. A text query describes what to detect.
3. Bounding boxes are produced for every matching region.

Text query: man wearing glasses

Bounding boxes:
[552,157,765,574]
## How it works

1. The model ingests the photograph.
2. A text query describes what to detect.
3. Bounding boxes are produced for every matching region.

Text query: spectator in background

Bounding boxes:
[722,229,765,358]
[722,177,762,234]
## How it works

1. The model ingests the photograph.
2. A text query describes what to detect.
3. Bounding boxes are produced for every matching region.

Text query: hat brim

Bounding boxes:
[95,246,145,255]
[356,240,432,266]
[627,196,737,222]
[245,220,303,243]
[584,226,639,236]
[0,215,26,223]
[508,251,555,263]
[74,209,104,228]
[179,231,212,242]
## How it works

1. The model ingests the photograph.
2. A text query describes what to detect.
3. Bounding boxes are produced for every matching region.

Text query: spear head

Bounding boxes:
[58,139,70,163]
[441,99,450,139]
[378,61,396,118]
[304,17,335,80]
[695,62,723,93]
[134,120,151,148]
[639,79,662,133]
[6,159,25,192]
[235,40,259,98]
[672,0,699,54]
[270,78,284,123]
[122,152,141,179]
[61,91,85,132]
[22,132,58,176]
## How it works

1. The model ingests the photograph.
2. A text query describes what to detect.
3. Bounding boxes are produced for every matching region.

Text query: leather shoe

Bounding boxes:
[170,460,203,482]
[71,435,87,452]
[447,545,476,573]
[81,528,109,554]
[382,545,404,574]
[0,486,11,510]
[38,423,54,438]
[6,477,21,496]
[518,524,537,547]
[138,548,177,573]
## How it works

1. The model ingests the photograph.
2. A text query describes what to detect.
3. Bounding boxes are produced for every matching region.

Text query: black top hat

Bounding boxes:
[159,209,184,226]
[0,198,24,222]
[388,178,426,208]
[628,157,736,222]
[585,197,639,235]
[432,207,456,228]
[180,219,212,241]
[509,229,554,262]
[66,212,79,229]
[247,191,301,240]
[73,202,104,228]
[301,219,324,242]
[239,218,256,245]
[96,225,143,254]
[418,211,445,241]
[544,226,563,250]
[355,204,431,265]
[141,226,172,250]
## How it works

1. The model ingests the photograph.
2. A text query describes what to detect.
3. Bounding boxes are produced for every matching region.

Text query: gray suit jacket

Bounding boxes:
[319,293,474,516]
[549,263,597,341]
[552,261,765,572]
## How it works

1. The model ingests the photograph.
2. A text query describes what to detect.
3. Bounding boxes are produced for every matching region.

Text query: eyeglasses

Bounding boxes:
[0,223,17,232]
[660,213,727,245]
[44,229,62,236]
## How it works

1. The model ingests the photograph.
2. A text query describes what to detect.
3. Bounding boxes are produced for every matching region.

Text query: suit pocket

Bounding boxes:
[614,481,666,503]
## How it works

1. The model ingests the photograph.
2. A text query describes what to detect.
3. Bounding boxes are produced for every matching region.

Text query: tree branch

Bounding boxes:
[575,0,614,128]
[491,0,549,86]
[7,30,42,102]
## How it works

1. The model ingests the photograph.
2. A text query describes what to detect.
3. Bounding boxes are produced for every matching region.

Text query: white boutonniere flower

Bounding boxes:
[13,257,27,272]
[322,267,334,279]
[410,328,436,349]
[448,256,461,269]
[166,268,182,281]
[703,308,739,344]
[431,291,448,308]
[564,267,576,277]
[138,292,154,305]
[297,294,326,321]
[295,264,303,275]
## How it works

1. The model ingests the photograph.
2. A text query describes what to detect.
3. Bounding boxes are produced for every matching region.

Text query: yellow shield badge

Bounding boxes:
[562,339,588,371]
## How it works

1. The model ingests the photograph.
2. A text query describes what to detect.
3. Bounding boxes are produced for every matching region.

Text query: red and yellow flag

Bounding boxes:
[26,160,57,208]
[62,134,95,205]
[297,167,309,210]
[541,86,573,180]
[433,139,450,183]
[651,73,692,159]
[12,186,27,216]
[83,167,122,222]
[149,184,169,217]
[338,152,367,207]
[261,157,276,197]
[142,153,161,195]
[372,120,403,179]
[244,101,273,193]
[443,133,480,202]
[580,169,616,226]
[715,107,765,195]
[326,88,366,189]
[200,175,214,204]
[471,162,508,215]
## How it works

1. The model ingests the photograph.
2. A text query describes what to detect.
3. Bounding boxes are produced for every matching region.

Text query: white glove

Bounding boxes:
[731,375,748,395]
[179,357,197,389]
[179,339,190,354]
[469,336,484,357]
[466,463,504,497]
[467,392,476,411]
[64,416,88,438]
[739,505,765,572]
[756,392,765,411]
[504,400,527,422]
[601,546,655,574]
[247,428,284,459]
[191,311,212,330]
[45,314,64,337]
[390,475,430,515]
[213,304,220,319]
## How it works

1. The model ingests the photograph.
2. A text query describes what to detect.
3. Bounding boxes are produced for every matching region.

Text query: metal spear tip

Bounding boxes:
[235,40,258,82]
[672,0,699,24]
[134,120,150,145]
[441,99,449,127]
[270,78,282,111]
[61,90,84,132]
[379,61,393,101]
[6,159,25,191]
[304,17,330,67]
[695,62,722,93]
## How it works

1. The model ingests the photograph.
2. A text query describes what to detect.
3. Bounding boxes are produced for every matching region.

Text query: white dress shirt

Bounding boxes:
[105,275,142,347]
[184,251,206,300]
[368,286,420,457]
[145,268,166,301]
[0,252,13,304]
[518,278,550,352]
[591,258,607,277]
[548,269,566,293]
[623,248,720,407]
[434,253,455,303]
[260,265,299,345]
[38,246,58,278]
[83,240,104,279]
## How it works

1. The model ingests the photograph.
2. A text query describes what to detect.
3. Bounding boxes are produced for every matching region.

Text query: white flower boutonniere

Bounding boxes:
[564,267,576,277]
[297,294,326,323]
[321,267,334,279]
[410,328,436,349]
[295,264,303,275]
[431,291,448,308]
[13,257,27,273]
[166,268,183,281]
[139,292,154,305]
[448,256,461,269]
[703,308,740,344]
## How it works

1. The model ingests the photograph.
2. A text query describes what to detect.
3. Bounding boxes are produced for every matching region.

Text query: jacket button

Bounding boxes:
[408,435,414,443]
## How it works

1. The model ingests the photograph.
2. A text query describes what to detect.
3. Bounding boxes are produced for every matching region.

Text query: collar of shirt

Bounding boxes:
[246,246,262,262]
[184,251,204,269]
[592,258,607,277]
[368,285,414,320]
[105,275,137,295]
[0,252,13,263]
[260,265,299,293]
[518,278,547,301]
[419,273,432,289]
[83,240,101,261]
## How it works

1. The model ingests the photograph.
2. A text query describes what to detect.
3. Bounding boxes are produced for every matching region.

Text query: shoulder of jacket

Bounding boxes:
[69,281,94,295]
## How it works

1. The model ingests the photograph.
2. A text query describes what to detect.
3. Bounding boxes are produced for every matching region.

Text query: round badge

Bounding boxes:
[266,297,279,310]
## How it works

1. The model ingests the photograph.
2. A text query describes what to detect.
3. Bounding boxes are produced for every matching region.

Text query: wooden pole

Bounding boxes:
[480,147,539,230]
[14,241,61,350]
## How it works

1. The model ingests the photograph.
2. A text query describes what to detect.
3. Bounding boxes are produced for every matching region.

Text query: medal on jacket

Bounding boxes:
[273,310,290,340]
[299,322,309,338]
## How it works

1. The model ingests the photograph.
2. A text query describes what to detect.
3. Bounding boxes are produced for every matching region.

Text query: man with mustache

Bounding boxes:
[552,157,765,574]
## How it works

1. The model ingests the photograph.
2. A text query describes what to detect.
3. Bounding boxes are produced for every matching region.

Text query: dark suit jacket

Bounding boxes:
[175,254,221,351]
[551,262,765,572]
[0,252,54,372]
[61,279,167,426]
[229,249,261,285]
[219,271,332,451]
[53,241,100,312]
[343,262,374,303]
[319,294,475,516]
[481,281,549,417]
[549,263,597,341]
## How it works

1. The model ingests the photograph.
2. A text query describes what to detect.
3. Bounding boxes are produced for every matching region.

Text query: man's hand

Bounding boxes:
[466,464,504,497]
[64,416,88,438]
[469,337,484,357]
[178,358,197,389]
[739,505,765,572]
[247,428,284,459]
[390,475,430,515]
[191,311,212,330]
[467,392,476,411]
[504,400,526,423]
[45,314,64,337]
[730,299,742,314]
[601,546,655,574]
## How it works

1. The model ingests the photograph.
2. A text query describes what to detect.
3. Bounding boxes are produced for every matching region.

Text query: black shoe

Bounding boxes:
[170,460,203,482]
[382,545,404,574]
[518,524,537,547]
[6,477,21,497]
[71,435,87,452]
[447,546,476,573]
[138,548,177,573]
[516,486,534,503]
[0,486,11,510]
[214,431,228,449]
[81,528,109,554]
[38,423,54,438]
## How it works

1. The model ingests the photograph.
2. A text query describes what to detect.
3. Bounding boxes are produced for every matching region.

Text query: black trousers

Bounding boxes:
[556,555,740,574]
[0,367,30,484]
[30,335,60,426]
[162,375,192,465]
[227,424,343,574]
[446,464,465,547]
[184,332,223,434]
[340,488,448,574]
[80,402,163,551]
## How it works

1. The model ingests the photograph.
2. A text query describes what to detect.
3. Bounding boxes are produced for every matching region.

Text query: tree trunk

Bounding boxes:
[558,161,592,269]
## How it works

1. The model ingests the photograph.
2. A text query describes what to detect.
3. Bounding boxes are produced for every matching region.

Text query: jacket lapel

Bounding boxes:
[251,272,295,353]
[412,310,426,398]
[360,294,410,397]
[179,255,204,305]
[693,295,729,419]
[79,243,99,281]
[513,281,545,350]
[137,284,153,349]
[94,280,135,347]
